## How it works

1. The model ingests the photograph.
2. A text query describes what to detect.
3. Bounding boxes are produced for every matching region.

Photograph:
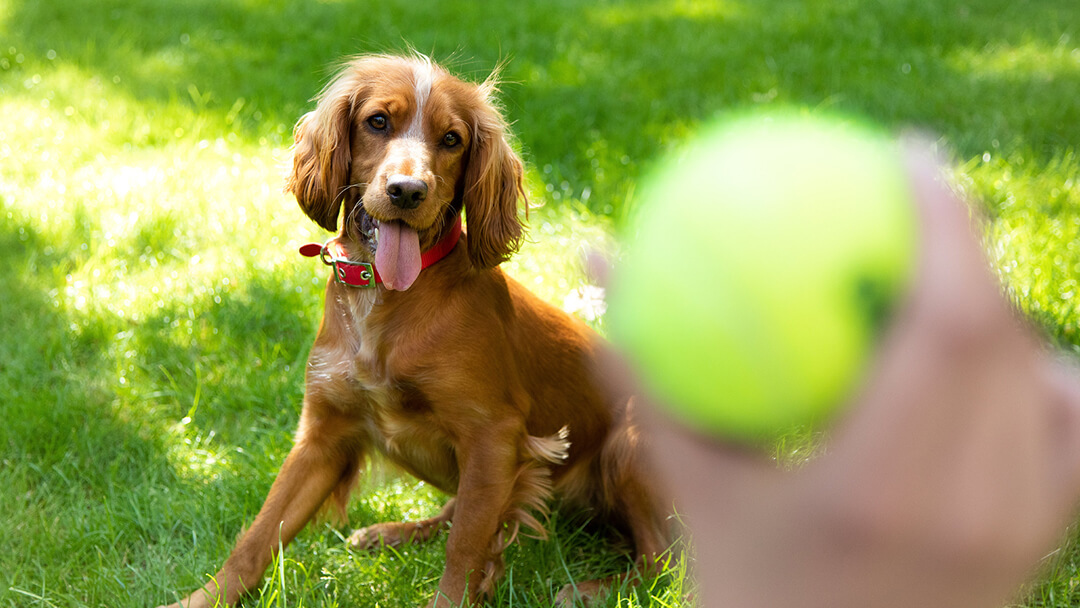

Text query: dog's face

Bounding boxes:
[287,55,527,285]
[348,62,470,238]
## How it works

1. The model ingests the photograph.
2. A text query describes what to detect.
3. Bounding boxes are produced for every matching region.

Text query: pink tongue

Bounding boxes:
[375,220,422,291]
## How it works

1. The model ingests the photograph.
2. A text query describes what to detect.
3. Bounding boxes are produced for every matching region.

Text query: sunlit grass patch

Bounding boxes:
[957,150,1080,348]
[947,35,1080,80]
[507,201,617,330]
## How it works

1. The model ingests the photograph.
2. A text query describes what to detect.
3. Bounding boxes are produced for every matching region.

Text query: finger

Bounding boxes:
[583,248,612,287]
[901,140,1080,522]
[595,310,781,510]
[1042,357,1080,511]
[596,335,778,471]
[634,392,782,522]
[827,138,1012,465]
[898,135,1003,321]
[590,339,643,406]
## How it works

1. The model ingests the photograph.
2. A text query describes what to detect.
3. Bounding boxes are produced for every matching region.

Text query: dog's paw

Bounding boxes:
[155,591,215,608]
[347,522,403,550]
[554,579,606,607]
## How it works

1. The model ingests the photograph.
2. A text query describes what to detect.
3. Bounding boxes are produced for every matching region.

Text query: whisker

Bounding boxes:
[344,194,370,241]
[337,182,368,199]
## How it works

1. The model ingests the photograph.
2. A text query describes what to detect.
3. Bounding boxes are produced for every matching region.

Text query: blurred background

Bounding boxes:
[2,1,1079,606]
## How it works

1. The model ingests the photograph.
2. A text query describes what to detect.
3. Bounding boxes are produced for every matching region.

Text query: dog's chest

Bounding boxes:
[309,289,461,491]
[338,376,456,492]
[369,400,459,493]
[348,303,461,491]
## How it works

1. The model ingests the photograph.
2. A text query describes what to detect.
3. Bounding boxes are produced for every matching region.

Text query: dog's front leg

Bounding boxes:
[429,419,525,608]
[166,407,364,608]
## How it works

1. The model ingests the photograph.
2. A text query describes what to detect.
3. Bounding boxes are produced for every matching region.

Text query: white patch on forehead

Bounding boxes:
[413,61,434,110]
[405,60,435,139]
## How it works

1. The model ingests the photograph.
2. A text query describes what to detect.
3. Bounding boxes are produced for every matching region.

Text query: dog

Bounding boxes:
[165,54,669,608]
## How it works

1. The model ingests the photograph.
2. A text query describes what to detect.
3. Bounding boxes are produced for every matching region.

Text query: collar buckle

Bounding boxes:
[301,241,378,288]
[331,258,377,288]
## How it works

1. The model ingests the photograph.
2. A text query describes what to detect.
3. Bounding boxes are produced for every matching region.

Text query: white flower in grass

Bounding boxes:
[563,284,607,322]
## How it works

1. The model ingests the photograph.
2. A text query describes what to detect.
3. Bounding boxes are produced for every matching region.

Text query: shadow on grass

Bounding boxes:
[0,206,183,605]
[0,205,166,498]
[0,200,320,606]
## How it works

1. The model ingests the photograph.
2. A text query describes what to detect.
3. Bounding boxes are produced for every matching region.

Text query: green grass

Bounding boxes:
[3,0,1080,606]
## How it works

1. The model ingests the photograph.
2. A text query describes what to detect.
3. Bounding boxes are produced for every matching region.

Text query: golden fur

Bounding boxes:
[165,54,668,608]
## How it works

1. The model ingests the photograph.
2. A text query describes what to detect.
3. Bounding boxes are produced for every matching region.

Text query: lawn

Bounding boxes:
[2,0,1080,606]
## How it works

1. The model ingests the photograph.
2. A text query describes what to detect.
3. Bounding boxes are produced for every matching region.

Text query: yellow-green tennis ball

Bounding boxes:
[608,112,918,441]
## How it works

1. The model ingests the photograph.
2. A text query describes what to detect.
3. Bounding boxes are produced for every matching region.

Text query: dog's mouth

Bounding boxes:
[356,203,422,292]
[357,206,379,247]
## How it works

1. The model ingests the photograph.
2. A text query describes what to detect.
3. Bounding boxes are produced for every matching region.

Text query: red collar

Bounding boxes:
[299,215,462,288]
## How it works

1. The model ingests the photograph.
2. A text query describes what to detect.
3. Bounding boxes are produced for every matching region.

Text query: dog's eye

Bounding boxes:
[442,131,461,148]
[367,114,388,131]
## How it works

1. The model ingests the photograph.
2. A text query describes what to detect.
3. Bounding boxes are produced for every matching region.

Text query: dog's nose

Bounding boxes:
[386,175,428,210]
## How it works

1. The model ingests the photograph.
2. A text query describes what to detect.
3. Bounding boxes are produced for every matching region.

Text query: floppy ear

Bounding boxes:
[463,94,528,269]
[286,72,359,233]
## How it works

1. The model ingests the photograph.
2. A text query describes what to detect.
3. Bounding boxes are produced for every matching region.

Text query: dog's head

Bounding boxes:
[287,54,527,288]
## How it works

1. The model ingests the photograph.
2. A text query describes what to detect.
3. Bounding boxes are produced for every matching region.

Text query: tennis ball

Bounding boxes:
[607,111,917,441]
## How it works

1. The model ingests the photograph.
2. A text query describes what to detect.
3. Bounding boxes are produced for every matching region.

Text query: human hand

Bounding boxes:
[613,138,1080,608]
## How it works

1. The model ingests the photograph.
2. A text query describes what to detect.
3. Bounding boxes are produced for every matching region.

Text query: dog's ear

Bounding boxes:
[462,84,528,269]
[286,72,359,233]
